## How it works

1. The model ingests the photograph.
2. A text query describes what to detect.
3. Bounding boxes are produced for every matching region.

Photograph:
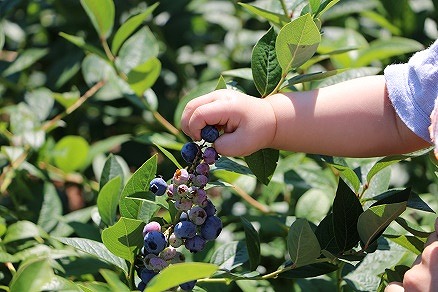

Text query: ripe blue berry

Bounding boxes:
[185,235,206,253]
[144,230,167,254]
[174,220,197,239]
[201,216,222,240]
[201,125,219,143]
[196,162,210,175]
[188,206,207,225]
[181,142,200,164]
[149,177,167,196]
[140,268,157,285]
[180,280,197,291]
[203,199,217,217]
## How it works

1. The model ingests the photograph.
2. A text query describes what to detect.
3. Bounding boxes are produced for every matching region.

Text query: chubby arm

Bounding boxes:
[181,75,430,157]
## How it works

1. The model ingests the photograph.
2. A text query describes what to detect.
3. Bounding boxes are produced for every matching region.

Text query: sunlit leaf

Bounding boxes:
[2,48,48,77]
[127,57,161,97]
[9,258,54,292]
[98,176,122,227]
[241,217,261,270]
[239,3,290,28]
[287,218,321,267]
[244,148,279,185]
[53,135,89,172]
[80,0,115,39]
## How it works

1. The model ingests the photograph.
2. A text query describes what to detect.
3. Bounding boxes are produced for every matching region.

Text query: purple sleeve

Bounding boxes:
[384,39,438,143]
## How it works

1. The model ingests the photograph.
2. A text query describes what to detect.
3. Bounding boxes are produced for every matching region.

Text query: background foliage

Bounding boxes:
[0,0,438,291]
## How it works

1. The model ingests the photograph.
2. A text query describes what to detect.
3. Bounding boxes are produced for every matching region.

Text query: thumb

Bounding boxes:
[385,282,404,292]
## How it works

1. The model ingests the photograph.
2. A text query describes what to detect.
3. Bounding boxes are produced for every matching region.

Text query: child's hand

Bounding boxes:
[181,89,277,156]
[385,218,438,292]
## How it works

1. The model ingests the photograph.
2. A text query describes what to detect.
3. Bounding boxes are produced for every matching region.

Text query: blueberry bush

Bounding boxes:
[1,0,438,291]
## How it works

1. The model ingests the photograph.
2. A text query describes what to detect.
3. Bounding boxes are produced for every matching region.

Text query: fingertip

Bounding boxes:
[384,282,404,292]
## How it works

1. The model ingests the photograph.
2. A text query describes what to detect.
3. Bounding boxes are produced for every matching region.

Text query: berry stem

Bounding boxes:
[232,185,271,214]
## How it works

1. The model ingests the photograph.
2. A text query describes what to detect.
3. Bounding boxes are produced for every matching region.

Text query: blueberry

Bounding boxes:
[203,147,219,165]
[203,199,217,217]
[173,168,190,185]
[174,221,197,239]
[196,162,210,175]
[179,280,197,291]
[142,221,161,237]
[201,216,222,241]
[137,281,146,292]
[192,174,208,188]
[140,268,157,285]
[188,206,207,225]
[144,230,167,254]
[185,235,206,253]
[169,233,183,248]
[201,125,219,143]
[181,142,200,164]
[149,177,168,196]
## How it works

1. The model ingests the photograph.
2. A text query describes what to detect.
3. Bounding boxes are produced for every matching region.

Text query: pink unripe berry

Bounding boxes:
[143,221,161,237]
[173,168,190,185]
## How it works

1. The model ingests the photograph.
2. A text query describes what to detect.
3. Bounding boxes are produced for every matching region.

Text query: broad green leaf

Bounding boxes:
[315,213,340,254]
[55,237,128,275]
[154,143,183,169]
[146,263,219,292]
[295,189,331,223]
[333,178,363,252]
[312,67,381,88]
[222,68,253,80]
[37,182,63,232]
[251,27,282,96]
[87,134,131,169]
[309,0,321,14]
[239,3,290,28]
[354,37,424,67]
[386,234,425,255]
[278,262,339,279]
[77,282,111,292]
[2,48,48,77]
[50,206,94,237]
[358,202,407,248]
[98,176,122,226]
[24,87,54,121]
[287,218,321,268]
[100,154,125,190]
[53,135,89,172]
[99,269,130,292]
[315,0,341,17]
[3,220,45,243]
[284,69,346,87]
[53,90,80,109]
[320,156,361,192]
[366,155,408,183]
[241,217,261,271]
[213,156,253,176]
[395,217,431,238]
[119,154,157,219]
[121,197,160,222]
[276,14,321,73]
[41,275,81,292]
[101,217,144,262]
[59,32,107,60]
[215,75,228,90]
[80,0,115,39]
[115,26,159,75]
[209,241,249,271]
[127,57,161,97]
[244,148,279,185]
[0,22,4,51]
[135,132,184,151]
[9,258,54,292]
[111,3,159,54]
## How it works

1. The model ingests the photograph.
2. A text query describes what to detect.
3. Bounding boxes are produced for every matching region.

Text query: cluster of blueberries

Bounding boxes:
[137,126,222,291]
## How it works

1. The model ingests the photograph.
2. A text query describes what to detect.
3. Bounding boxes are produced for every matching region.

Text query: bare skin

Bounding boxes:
[181,75,430,158]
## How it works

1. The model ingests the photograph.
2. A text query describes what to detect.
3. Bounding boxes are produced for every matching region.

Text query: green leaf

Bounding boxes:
[59,32,107,60]
[154,143,183,169]
[9,258,54,292]
[287,218,321,268]
[80,0,115,39]
[333,178,363,252]
[122,197,160,223]
[115,26,159,74]
[98,176,122,227]
[127,57,161,97]
[50,206,94,237]
[241,217,261,271]
[100,154,125,190]
[146,263,219,292]
[222,68,253,80]
[3,220,45,243]
[119,154,157,219]
[395,217,431,238]
[315,213,340,254]
[320,156,361,192]
[53,135,89,172]
[37,182,63,232]
[55,237,128,275]
[276,14,321,73]
[358,202,407,248]
[87,134,131,169]
[354,37,424,67]
[309,0,321,14]
[251,27,282,97]
[0,22,4,51]
[53,90,80,109]
[284,69,346,87]
[385,234,425,255]
[366,155,408,183]
[24,87,54,121]
[111,3,159,54]
[215,75,228,90]
[209,241,249,271]
[101,217,144,262]
[238,3,290,28]
[2,48,48,77]
[315,0,341,18]
[244,148,279,185]
[278,262,339,279]
[295,189,331,223]
[99,269,130,292]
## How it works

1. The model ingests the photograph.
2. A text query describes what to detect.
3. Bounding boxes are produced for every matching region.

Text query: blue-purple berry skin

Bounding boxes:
[137,281,146,292]
[203,147,218,164]
[196,162,210,175]
[201,125,219,143]
[149,177,168,196]
[180,280,197,291]
[144,231,167,254]
[140,268,157,285]
[185,235,206,253]
[174,220,197,239]
[201,216,222,240]
[181,142,200,164]
[203,199,217,217]
[189,206,207,225]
